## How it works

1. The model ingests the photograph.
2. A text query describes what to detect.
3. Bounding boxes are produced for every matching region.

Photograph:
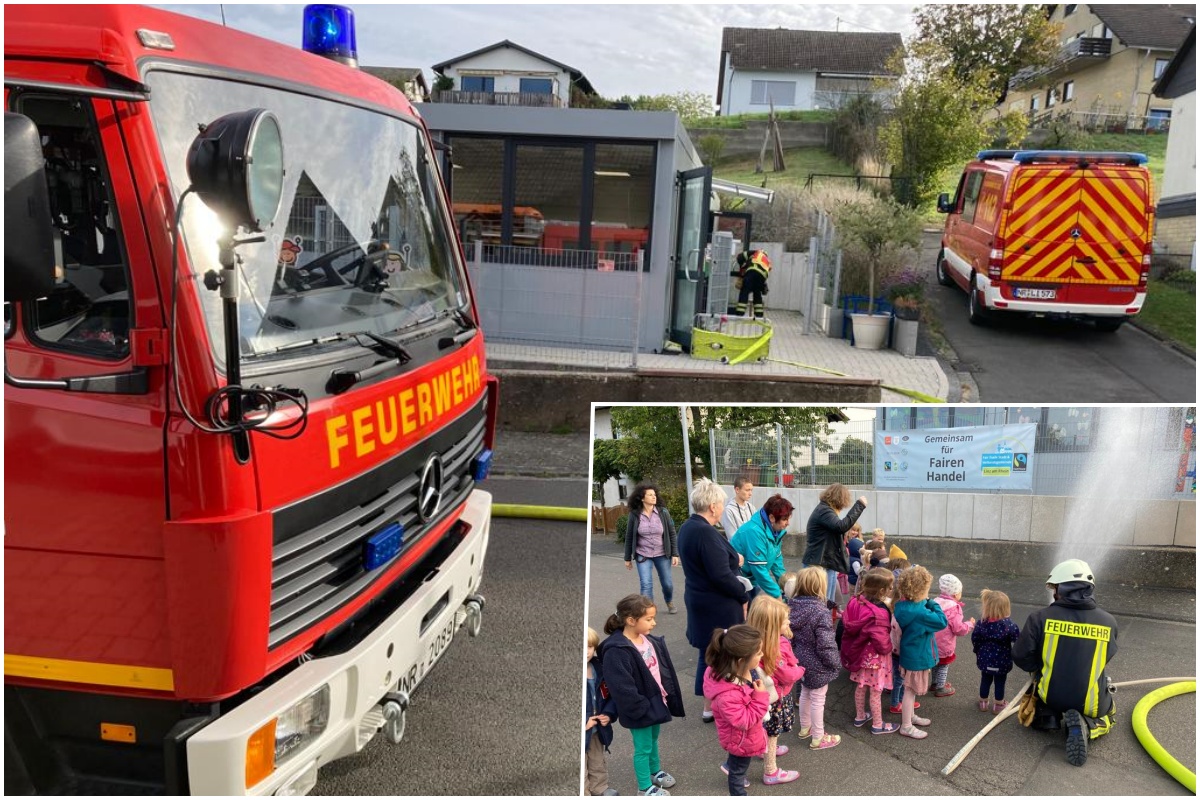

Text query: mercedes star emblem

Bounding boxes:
[418,454,445,522]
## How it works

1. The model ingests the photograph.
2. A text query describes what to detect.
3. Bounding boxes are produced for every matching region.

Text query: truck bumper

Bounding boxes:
[185,489,492,795]
[980,275,1144,317]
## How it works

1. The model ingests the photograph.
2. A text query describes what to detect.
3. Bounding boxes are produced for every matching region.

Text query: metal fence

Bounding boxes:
[465,241,644,357]
[710,407,1196,499]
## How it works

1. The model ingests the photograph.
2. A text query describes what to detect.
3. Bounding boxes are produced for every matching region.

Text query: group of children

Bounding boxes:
[586,530,1024,796]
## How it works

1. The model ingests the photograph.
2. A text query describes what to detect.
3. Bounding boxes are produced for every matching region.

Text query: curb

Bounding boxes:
[1129,318,1196,360]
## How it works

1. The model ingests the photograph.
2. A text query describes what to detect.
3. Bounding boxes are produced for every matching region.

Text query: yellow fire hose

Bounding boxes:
[492,504,587,522]
[941,676,1196,780]
[1131,680,1196,793]
[764,357,945,404]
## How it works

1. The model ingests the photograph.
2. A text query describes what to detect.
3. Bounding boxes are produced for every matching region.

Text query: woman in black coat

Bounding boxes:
[624,484,679,612]
[677,478,751,722]
[801,482,867,604]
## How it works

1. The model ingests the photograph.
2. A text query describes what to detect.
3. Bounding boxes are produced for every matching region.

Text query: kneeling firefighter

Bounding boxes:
[1012,559,1117,767]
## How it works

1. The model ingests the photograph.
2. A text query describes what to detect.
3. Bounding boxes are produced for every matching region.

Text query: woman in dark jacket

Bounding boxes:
[624,484,679,612]
[802,483,867,604]
[677,478,751,722]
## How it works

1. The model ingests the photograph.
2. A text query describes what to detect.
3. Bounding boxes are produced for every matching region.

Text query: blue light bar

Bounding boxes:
[364,522,403,570]
[1012,150,1148,166]
[472,449,494,482]
[302,5,358,66]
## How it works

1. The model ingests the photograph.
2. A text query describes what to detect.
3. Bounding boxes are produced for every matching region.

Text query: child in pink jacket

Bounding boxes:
[932,574,975,697]
[703,625,770,796]
[746,596,804,786]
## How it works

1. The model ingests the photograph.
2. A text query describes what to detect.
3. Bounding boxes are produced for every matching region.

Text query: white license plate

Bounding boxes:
[424,616,456,671]
[1014,287,1057,300]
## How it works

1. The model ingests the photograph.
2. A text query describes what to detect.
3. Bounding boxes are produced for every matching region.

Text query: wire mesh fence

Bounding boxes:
[709,407,1196,498]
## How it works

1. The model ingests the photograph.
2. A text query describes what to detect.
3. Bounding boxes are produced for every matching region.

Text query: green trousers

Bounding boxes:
[629,724,662,791]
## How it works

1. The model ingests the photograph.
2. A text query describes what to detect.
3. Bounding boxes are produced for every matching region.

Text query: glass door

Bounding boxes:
[669,166,712,350]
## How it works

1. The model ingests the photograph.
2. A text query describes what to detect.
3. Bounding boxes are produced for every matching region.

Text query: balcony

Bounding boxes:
[432,90,564,108]
[1009,37,1113,89]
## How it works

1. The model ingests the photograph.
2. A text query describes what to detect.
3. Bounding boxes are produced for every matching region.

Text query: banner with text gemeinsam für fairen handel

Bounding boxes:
[874,424,1037,490]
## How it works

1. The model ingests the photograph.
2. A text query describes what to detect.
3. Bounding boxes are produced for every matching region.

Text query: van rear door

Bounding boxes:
[1001,163,1148,297]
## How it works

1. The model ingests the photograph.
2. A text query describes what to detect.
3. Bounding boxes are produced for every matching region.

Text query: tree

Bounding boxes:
[833,436,873,467]
[834,196,923,312]
[910,5,1062,106]
[615,91,714,122]
[879,62,1028,208]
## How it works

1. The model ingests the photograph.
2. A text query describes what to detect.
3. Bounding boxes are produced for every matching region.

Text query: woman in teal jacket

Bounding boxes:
[730,495,794,599]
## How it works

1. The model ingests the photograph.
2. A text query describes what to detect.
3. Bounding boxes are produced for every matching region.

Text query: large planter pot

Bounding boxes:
[849,312,890,350]
[892,316,919,357]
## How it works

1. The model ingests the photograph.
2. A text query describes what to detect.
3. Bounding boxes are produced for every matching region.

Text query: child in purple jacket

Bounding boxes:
[972,589,1021,713]
[786,567,842,750]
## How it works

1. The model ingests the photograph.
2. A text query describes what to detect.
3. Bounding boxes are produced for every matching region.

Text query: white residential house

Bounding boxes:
[1152,25,1196,270]
[361,66,429,104]
[717,27,904,115]
[432,40,597,108]
[593,407,629,508]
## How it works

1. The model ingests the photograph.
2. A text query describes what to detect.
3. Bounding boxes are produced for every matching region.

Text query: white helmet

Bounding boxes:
[1047,559,1094,586]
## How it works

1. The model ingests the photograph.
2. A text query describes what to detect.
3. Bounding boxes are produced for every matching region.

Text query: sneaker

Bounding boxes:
[977,699,991,712]
[667,602,677,615]
[701,710,715,724]
[754,744,787,759]
[853,714,871,727]
[809,733,841,750]
[650,770,676,789]
[638,786,669,796]
[911,714,931,727]
[898,725,928,739]
[992,700,1008,715]
[871,722,900,735]
[797,726,811,740]
[888,701,920,714]
[934,684,955,697]
[719,762,750,788]
[762,768,800,786]
[1064,709,1088,767]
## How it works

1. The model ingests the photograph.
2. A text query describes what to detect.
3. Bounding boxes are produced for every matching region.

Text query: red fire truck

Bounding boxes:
[4,5,497,794]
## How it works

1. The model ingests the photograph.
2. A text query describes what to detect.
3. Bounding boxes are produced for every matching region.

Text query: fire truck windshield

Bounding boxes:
[145,69,472,363]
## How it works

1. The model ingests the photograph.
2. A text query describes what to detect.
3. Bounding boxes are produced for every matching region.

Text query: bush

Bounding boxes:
[615,514,629,544]
[744,183,879,253]
[698,134,725,166]
[883,265,926,301]
[833,197,924,309]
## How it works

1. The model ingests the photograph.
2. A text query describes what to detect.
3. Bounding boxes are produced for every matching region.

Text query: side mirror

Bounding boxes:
[186,109,284,231]
[936,193,954,214]
[5,113,57,302]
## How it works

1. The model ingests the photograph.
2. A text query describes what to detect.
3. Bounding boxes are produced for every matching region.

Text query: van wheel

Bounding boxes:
[936,250,954,286]
[1095,317,1126,332]
[968,275,990,326]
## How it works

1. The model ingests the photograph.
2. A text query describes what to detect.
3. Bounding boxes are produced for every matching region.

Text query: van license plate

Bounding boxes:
[1014,287,1056,300]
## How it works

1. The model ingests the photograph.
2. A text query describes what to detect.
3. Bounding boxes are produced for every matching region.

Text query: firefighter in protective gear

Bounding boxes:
[1012,559,1117,767]
[733,250,771,319]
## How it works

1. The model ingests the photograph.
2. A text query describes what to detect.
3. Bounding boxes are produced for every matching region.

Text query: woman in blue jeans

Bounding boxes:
[624,484,679,613]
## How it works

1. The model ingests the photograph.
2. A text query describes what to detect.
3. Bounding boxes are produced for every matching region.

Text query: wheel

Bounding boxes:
[1094,317,1126,332]
[936,249,954,286]
[967,275,991,326]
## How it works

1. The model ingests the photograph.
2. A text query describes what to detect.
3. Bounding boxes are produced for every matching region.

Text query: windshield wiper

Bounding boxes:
[327,332,412,395]
[439,307,478,350]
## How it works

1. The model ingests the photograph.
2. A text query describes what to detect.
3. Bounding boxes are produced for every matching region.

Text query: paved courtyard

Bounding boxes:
[489,310,950,403]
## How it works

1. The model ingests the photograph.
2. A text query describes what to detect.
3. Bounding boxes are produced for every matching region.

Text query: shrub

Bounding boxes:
[745,183,878,253]
[615,514,629,544]
[883,265,926,301]
[698,134,725,165]
[833,197,924,312]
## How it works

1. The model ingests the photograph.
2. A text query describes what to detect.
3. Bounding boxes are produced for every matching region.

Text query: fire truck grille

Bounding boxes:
[268,397,487,649]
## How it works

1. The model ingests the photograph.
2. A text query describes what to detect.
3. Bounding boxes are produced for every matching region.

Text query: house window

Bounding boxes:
[1064,4,1078,16]
[1154,58,1172,80]
[1091,23,1112,38]
[1030,94,1041,111]
[750,80,797,106]
[448,137,506,245]
[515,143,586,252]
[591,143,655,260]
[1047,87,1057,107]
[1063,80,1075,102]
[460,76,495,93]
[1147,109,1171,131]
[519,78,553,94]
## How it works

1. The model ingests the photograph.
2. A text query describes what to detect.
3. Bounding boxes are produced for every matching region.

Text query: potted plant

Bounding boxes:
[884,267,923,356]
[836,198,923,350]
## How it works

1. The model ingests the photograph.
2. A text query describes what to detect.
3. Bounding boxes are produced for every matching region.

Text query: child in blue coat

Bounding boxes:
[971,589,1021,714]
[586,627,619,796]
[892,566,947,740]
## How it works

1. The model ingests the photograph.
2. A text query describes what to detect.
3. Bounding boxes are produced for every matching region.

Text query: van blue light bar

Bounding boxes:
[302,4,358,67]
[1011,151,1148,166]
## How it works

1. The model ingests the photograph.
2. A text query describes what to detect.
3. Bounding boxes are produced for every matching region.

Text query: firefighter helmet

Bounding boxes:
[1047,559,1094,586]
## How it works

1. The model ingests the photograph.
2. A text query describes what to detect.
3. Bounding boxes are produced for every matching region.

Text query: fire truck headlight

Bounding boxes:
[245,685,330,788]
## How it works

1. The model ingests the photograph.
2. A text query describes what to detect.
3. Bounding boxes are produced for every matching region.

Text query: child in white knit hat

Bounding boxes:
[931,574,975,697]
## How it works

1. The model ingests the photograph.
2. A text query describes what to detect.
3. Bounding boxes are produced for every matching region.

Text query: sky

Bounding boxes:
[158,3,920,99]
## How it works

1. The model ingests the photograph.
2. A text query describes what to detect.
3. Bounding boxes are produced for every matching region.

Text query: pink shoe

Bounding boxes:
[762,768,800,785]
[978,698,991,712]
[775,744,789,756]
[899,725,929,739]
[992,700,1008,715]
[809,733,841,750]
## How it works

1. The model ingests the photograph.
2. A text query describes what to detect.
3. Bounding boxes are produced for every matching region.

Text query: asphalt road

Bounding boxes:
[587,536,1196,796]
[920,231,1197,403]
[315,433,591,795]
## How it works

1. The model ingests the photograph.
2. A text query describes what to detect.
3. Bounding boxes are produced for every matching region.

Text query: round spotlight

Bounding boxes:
[186,109,284,232]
